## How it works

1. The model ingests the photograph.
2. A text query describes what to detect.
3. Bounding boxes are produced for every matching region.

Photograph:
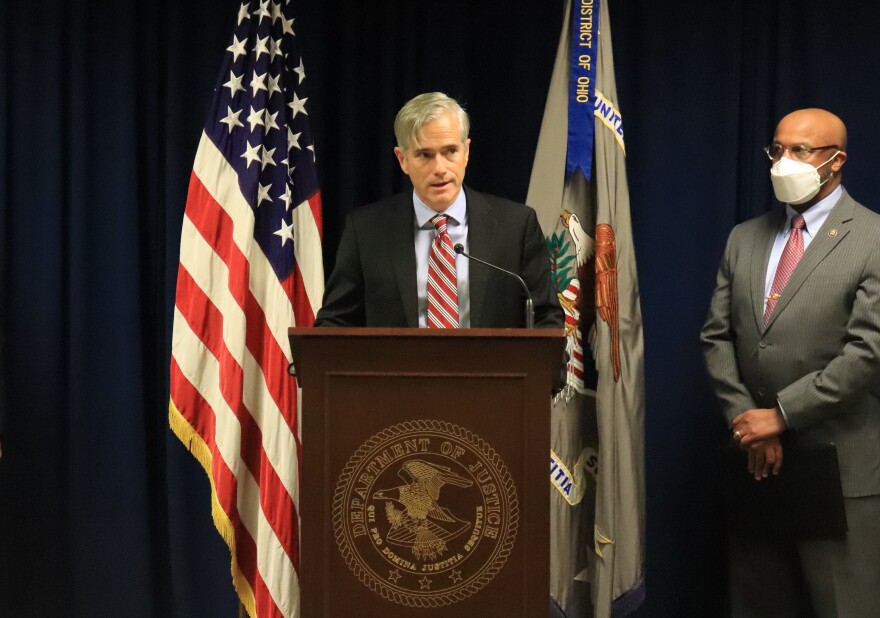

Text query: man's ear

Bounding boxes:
[394,146,409,176]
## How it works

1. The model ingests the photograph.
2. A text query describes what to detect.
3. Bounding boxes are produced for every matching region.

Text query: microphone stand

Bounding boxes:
[453,244,535,328]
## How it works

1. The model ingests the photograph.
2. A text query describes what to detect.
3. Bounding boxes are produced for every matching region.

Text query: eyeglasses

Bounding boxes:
[764,143,838,161]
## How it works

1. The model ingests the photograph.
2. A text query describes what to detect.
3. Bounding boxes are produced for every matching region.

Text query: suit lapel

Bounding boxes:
[751,212,781,332]
[764,191,853,331]
[389,192,419,327]
[464,188,498,328]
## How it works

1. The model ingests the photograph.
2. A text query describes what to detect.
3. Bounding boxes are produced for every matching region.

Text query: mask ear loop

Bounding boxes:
[818,150,841,168]
[817,150,841,187]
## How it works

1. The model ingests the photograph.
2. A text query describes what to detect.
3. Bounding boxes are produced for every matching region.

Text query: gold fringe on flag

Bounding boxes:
[169,400,258,618]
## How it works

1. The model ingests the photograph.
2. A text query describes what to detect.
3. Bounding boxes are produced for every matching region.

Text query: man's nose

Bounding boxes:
[432,154,447,174]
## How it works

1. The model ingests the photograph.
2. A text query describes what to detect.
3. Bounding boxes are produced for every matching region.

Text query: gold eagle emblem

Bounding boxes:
[595,223,620,382]
[373,459,473,560]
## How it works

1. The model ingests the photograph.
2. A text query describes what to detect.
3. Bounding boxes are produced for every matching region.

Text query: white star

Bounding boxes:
[261,146,277,170]
[307,144,316,161]
[223,70,245,97]
[255,0,272,23]
[274,217,295,246]
[254,36,270,61]
[267,73,283,97]
[237,2,250,25]
[269,38,284,62]
[264,110,280,133]
[256,182,273,207]
[293,59,306,84]
[219,106,244,133]
[250,71,268,96]
[278,183,292,211]
[288,92,308,118]
[241,141,261,168]
[281,16,295,36]
[246,106,265,131]
[270,1,283,23]
[227,35,247,63]
[288,128,302,151]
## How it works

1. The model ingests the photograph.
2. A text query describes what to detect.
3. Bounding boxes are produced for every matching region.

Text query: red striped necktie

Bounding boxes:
[764,214,805,324]
[426,214,459,328]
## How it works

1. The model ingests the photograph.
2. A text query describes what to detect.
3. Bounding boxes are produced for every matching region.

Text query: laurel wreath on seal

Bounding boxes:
[332,419,519,608]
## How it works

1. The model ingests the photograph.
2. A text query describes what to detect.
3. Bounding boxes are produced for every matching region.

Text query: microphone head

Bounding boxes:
[453,243,464,254]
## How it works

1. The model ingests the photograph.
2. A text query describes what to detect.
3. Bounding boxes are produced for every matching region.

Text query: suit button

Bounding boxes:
[759,340,768,349]
[758,388,766,396]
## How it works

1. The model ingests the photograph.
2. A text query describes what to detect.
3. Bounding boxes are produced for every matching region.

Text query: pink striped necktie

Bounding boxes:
[426,214,459,328]
[764,214,805,324]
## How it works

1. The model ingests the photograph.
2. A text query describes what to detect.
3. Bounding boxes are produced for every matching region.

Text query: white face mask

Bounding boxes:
[769,151,839,205]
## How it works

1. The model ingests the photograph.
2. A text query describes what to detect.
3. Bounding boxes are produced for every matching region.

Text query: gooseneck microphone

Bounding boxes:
[453,243,535,328]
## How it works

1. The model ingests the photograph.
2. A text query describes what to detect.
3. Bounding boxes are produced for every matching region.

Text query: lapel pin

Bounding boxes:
[828,229,838,237]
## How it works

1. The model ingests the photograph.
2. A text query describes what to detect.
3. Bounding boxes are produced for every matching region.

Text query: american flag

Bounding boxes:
[168,1,323,616]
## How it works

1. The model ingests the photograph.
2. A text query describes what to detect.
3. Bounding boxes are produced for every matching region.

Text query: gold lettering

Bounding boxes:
[440,441,466,459]
[468,461,491,484]
[382,546,417,570]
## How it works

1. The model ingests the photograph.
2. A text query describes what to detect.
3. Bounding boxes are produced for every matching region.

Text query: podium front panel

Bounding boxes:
[291,328,563,617]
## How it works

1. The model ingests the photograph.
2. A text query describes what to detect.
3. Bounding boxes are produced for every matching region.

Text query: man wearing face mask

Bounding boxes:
[701,108,880,616]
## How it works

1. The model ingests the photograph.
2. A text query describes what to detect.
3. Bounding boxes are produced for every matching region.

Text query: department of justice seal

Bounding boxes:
[332,420,518,608]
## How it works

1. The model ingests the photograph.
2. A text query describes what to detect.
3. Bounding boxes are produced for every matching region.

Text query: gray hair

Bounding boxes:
[393,92,470,151]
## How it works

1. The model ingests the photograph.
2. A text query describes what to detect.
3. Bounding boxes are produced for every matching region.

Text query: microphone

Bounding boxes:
[453,243,535,328]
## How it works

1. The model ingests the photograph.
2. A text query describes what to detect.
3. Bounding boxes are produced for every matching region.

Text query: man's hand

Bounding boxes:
[746,437,783,480]
[732,407,786,447]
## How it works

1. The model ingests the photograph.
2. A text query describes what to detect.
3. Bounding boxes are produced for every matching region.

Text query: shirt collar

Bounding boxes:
[784,185,842,235]
[412,188,467,228]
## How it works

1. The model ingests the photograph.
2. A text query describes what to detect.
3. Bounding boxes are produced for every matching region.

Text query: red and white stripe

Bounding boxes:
[170,133,323,617]
[426,215,459,329]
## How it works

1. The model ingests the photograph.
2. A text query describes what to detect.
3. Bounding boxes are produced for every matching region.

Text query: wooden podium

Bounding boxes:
[289,327,564,617]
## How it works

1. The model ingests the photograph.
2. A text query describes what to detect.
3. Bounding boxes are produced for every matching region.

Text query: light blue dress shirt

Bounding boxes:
[763,185,842,307]
[413,190,470,327]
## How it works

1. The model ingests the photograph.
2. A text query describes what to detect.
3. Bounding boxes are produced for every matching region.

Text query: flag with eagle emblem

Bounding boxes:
[527,0,646,616]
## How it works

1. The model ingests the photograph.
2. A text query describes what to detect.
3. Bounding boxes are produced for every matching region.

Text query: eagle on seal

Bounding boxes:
[373,459,473,560]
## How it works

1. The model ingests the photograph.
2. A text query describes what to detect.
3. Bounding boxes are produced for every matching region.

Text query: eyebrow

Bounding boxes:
[415,144,459,154]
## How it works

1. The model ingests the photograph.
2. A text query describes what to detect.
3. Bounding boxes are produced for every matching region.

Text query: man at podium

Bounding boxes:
[315,92,563,330]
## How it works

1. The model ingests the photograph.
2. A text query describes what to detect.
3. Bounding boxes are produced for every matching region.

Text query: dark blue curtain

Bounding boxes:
[1,1,879,616]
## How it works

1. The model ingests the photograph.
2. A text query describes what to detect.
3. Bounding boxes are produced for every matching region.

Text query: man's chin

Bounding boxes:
[421,187,458,211]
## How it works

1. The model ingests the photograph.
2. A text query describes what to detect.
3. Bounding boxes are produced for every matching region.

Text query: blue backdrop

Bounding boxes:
[2,0,879,615]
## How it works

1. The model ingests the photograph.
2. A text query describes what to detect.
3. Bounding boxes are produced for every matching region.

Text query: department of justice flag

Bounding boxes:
[528,0,646,616]
[168,1,324,616]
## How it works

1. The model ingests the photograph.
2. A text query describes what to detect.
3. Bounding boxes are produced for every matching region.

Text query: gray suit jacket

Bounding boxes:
[701,189,880,497]
[315,187,563,329]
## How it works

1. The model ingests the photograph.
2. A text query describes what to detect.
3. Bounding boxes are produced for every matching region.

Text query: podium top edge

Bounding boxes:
[288,327,565,340]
